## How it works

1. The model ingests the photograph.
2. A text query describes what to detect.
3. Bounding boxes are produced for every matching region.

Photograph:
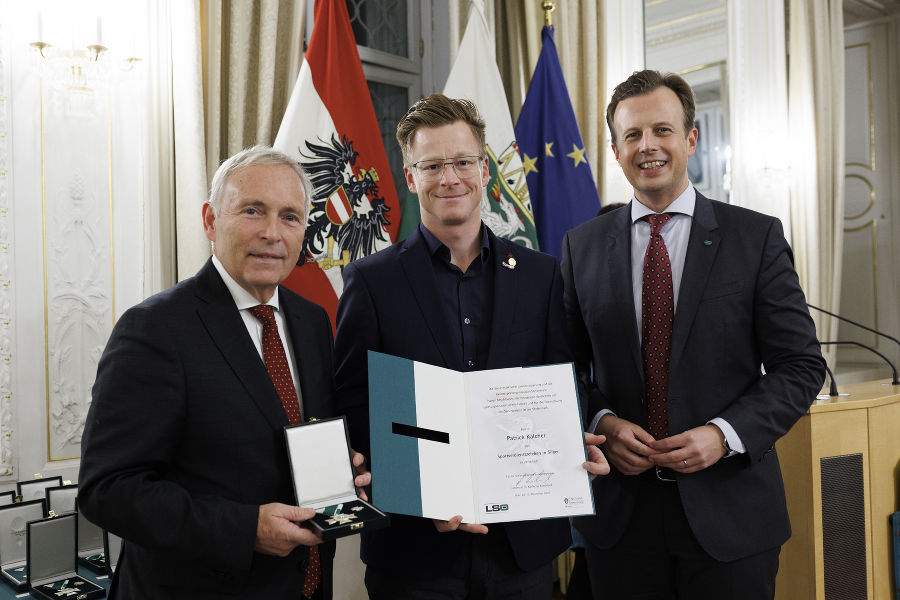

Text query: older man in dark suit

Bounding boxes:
[334,94,607,599]
[79,146,369,600]
[562,70,825,599]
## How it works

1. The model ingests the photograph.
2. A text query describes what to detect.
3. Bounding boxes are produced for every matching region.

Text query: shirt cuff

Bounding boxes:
[589,409,616,435]
[708,417,745,456]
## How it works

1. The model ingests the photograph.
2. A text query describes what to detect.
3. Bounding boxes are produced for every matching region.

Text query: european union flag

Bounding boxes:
[515,26,600,260]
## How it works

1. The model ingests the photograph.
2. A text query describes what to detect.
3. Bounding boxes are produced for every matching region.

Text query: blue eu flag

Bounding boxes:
[515,26,600,260]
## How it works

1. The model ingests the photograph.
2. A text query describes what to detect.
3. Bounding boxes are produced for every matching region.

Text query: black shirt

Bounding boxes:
[419,222,495,371]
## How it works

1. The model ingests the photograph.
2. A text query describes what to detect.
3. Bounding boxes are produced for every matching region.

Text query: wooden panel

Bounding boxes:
[810,409,873,599]
[868,399,900,600]
[778,383,899,598]
[776,416,814,600]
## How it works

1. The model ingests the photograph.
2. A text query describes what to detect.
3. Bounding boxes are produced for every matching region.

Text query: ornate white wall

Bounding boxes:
[0,2,161,491]
[0,16,15,479]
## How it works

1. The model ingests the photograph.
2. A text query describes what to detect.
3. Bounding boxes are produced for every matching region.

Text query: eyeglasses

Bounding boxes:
[409,156,484,181]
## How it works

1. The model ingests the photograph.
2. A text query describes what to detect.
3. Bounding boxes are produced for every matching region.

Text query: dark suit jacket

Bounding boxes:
[334,225,572,574]
[78,259,337,599]
[562,193,825,562]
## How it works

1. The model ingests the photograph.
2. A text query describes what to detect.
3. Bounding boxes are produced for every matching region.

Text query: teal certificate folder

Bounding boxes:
[367,351,594,524]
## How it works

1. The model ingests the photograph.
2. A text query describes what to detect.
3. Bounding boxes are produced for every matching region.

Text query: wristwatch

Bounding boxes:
[722,436,732,456]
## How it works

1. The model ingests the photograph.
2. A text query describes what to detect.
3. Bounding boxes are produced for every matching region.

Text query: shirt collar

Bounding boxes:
[418,222,492,262]
[630,185,696,224]
[211,255,281,311]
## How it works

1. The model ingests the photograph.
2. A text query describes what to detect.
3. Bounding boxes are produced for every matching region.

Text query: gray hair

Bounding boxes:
[208,145,313,217]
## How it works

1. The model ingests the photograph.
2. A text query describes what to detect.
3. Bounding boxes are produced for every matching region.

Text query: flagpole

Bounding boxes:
[542,0,554,27]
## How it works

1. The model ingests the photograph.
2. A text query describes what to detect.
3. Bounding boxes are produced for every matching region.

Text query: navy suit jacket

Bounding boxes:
[334,225,572,574]
[79,259,337,599]
[562,193,825,562]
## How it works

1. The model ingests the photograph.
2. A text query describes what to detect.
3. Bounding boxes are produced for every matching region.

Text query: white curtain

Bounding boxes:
[172,0,210,281]
[788,0,845,362]
[727,0,792,229]
[170,0,306,281]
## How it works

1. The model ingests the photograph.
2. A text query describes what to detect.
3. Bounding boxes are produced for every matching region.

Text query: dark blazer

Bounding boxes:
[334,225,572,574]
[562,193,825,562]
[79,259,337,599]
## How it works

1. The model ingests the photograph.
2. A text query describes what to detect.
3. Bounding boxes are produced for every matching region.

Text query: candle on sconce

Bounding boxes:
[36,12,44,41]
[96,16,103,45]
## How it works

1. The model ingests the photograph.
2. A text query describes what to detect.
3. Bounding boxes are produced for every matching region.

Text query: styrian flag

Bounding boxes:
[399,0,537,248]
[274,0,400,327]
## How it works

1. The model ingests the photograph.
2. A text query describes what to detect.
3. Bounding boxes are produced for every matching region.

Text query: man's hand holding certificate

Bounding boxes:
[367,351,604,524]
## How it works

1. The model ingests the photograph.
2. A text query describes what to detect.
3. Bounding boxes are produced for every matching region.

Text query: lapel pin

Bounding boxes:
[704,240,712,246]
[502,253,517,270]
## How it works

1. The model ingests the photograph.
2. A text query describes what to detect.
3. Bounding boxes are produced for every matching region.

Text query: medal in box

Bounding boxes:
[26,512,105,599]
[0,499,46,592]
[284,416,388,542]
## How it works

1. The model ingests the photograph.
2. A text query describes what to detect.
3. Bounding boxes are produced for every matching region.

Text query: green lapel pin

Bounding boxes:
[704,240,712,246]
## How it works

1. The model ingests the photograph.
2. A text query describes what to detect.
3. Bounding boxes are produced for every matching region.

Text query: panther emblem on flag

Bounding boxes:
[299,133,392,268]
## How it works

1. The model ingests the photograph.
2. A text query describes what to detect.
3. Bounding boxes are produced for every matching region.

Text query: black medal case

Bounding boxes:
[16,477,63,504]
[101,530,122,577]
[26,513,105,600]
[0,499,46,592]
[284,416,388,542]
[45,485,107,574]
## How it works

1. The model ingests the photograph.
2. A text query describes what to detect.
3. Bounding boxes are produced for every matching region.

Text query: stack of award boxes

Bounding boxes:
[0,498,46,592]
[26,512,105,599]
[1,477,110,598]
[285,416,389,541]
[46,484,107,574]
[17,477,63,504]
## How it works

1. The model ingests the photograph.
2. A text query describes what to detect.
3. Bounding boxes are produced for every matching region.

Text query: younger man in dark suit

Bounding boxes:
[562,70,825,599]
[334,94,607,599]
[79,146,370,599]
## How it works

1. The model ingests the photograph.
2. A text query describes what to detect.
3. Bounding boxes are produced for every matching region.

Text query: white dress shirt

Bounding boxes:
[212,255,303,405]
[589,186,743,455]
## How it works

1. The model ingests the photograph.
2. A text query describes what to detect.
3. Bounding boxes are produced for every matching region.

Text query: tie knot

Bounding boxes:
[645,213,673,236]
[249,304,276,326]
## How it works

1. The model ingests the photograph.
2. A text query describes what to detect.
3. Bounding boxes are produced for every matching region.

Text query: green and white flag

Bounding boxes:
[397,1,538,249]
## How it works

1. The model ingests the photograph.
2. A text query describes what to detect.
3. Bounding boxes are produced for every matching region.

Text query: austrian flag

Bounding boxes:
[274,0,400,328]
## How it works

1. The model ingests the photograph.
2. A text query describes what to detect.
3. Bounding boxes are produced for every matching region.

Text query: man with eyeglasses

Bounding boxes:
[333,93,608,599]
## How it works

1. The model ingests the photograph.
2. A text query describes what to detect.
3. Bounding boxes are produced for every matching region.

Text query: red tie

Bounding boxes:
[641,214,674,440]
[247,304,319,597]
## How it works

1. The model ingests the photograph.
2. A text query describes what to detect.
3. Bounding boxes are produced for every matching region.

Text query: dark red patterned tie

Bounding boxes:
[247,305,319,597]
[641,214,674,440]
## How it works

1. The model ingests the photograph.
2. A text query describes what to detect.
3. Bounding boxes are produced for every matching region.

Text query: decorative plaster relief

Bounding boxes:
[0,19,14,479]
[43,85,113,461]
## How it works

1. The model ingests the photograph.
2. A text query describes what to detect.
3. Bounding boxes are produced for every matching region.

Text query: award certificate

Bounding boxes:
[368,351,594,524]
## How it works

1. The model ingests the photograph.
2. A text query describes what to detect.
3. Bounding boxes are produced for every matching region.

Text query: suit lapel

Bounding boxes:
[608,206,643,380]
[194,261,288,431]
[399,231,459,369]
[485,233,517,368]
[670,194,720,372]
[282,300,327,420]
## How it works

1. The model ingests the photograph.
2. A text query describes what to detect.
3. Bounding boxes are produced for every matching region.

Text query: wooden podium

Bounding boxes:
[776,379,900,600]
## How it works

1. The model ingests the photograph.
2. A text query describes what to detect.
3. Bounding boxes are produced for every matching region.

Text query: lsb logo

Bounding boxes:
[484,504,509,513]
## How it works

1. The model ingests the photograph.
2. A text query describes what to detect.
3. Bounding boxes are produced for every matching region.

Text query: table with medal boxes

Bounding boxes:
[0,477,118,599]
